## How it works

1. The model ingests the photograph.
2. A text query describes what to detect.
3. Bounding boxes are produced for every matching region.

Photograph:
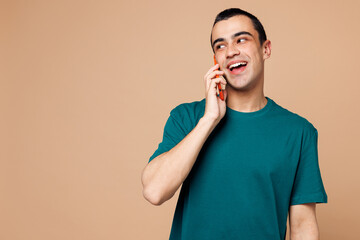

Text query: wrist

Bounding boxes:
[200,115,219,129]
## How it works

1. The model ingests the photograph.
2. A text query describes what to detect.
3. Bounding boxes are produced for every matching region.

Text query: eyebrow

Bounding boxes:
[212,31,254,49]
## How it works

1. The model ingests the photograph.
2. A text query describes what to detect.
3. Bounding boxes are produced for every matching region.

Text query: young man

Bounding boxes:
[142,8,328,240]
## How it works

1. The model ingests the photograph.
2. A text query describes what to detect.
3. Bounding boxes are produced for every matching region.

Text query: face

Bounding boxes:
[211,15,271,91]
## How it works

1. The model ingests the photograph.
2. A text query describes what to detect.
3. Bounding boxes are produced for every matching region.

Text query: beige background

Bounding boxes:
[1,0,359,239]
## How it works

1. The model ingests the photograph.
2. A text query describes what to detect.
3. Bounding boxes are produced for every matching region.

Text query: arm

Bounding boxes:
[141,115,217,206]
[141,63,227,206]
[289,203,320,240]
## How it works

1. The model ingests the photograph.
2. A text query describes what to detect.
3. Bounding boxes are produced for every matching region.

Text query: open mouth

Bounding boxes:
[228,61,247,74]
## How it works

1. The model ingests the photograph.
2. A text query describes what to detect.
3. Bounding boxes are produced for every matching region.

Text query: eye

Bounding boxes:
[216,44,225,50]
[237,38,246,43]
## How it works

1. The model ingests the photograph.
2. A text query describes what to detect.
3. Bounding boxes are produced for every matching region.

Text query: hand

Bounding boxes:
[203,63,227,124]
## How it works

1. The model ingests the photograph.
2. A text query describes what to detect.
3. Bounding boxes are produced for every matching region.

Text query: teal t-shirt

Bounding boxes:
[148,96,328,240]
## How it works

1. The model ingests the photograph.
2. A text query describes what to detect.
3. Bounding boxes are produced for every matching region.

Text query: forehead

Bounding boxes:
[211,15,258,42]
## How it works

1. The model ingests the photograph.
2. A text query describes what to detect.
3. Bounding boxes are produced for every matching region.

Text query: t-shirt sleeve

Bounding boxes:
[290,127,328,205]
[148,106,189,163]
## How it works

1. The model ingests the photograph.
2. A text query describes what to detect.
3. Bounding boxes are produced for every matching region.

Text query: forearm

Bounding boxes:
[290,221,320,240]
[142,116,218,205]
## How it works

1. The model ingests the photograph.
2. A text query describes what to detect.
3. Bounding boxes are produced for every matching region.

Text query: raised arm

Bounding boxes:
[141,63,227,206]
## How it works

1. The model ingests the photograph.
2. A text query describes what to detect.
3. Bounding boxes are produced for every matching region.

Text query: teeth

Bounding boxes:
[229,62,247,70]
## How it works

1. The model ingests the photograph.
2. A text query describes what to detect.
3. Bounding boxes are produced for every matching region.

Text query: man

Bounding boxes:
[141,8,328,240]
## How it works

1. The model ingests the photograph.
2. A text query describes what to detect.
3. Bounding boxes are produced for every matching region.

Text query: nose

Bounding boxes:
[226,43,240,59]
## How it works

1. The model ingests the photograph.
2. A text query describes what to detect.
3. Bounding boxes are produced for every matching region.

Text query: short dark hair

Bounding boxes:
[210,8,267,52]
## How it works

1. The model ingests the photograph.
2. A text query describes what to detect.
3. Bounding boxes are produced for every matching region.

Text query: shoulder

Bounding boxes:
[170,98,205,119]
[271,98,317,135]
[169,98,206,131]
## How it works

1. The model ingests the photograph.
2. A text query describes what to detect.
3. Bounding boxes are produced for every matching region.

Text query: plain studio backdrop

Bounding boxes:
[1,0,359,239]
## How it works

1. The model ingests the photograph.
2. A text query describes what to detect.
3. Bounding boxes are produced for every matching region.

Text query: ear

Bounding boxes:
[262,40,271,60]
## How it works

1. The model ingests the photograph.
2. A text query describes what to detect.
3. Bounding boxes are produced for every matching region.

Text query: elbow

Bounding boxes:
[141,166,164,206]
[290,221,320,240]
[142,187,163,206]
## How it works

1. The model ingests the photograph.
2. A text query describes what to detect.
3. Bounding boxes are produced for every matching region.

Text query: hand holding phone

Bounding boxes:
[203,55,227,124]
[213,55,224,101]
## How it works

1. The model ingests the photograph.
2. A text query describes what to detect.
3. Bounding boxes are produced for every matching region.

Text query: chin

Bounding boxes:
[227,78,256,91]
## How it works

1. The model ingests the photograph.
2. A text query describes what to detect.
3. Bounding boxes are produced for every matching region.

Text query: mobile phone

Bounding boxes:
[213,55,224,100]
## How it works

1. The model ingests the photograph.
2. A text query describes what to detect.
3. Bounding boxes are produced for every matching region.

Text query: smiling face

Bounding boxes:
[211,15,271,91]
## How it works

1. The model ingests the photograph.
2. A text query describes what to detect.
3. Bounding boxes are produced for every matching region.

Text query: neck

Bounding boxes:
[225,78,267,113]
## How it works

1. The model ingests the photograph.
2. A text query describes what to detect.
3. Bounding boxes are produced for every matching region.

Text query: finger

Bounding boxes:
[216,77,227,90]
[218,76,227,85]
[206,73,226,91]
[209,76,224,94]
[208,70,225,79]
[205,70,224,89]
[204,64,224,81]
[204,64,220,78]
